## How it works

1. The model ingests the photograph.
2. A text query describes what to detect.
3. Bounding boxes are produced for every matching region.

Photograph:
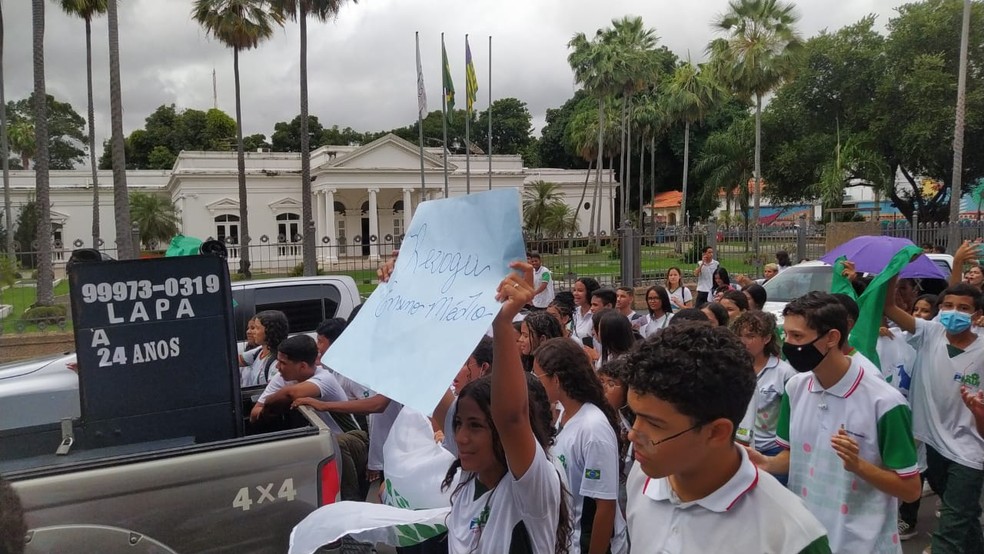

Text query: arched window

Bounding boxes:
[334,201,347,214]
[215,214,240,245]
[277,213,301,256]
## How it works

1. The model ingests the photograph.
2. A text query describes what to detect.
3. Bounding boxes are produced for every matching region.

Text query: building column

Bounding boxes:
[315,190,325,262]
[402,187,414,228]
[368,187,380,261]
[325,188,338,263]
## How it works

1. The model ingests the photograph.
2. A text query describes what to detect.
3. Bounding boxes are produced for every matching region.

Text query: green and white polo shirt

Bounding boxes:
[532,265,555,308]
[907,317,984,469]
[625,447,830,554]
[777,356,918,554]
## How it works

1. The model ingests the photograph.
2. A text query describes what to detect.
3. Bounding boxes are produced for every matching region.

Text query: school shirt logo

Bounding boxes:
[585,468,601,480]
[469,504,491,533]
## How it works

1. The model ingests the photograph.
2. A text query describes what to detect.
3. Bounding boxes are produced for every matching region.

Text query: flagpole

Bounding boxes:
[465,34,471,195]
[415,32,427,200]
[487,35,492,191]
[441,33,450,199]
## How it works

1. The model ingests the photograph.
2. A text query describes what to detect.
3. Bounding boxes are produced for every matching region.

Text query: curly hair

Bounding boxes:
[253,310,289,353]
[668,308,709,326]
[534,338,620,435]
[441,374,572,553]
[623,323,755,436]
[521,311,565,371]
[731,310,781,358]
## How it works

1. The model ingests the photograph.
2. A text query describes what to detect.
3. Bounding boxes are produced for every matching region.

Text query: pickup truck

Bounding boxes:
[1,254,362,553]
[1,275,363,431]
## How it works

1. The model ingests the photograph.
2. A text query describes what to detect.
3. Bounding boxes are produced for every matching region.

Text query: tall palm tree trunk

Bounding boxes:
[637,133,644,233]
[575,158,593,234]
[626,101,633,226]
[591,97,603,246]
[619,95,627,221]
[233,47,251,278]
[650,135,655,234]
[32,0,53,305]
[0,3,12,258]
[299,8,316,275]
[85,17,100,249]
[107,0,133,259]
[752,93,762,254]
[947,0,971,251]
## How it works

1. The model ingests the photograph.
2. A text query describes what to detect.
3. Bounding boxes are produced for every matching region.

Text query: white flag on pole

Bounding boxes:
[416,33,428,119]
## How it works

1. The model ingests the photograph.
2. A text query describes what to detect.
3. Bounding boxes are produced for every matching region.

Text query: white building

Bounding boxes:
[3,133,616,271]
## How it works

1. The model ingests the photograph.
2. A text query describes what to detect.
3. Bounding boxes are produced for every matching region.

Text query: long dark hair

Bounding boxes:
[522,311,564,372]
[253,310,289,380]
[442,374,572,553]
[534,338,622,462]
[594,308,635,363]
[713,267,732,287]
[576,277,600,308]
[645,285,672,318]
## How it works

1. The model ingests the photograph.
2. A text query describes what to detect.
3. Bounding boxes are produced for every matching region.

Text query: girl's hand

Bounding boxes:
[961,386,984,420]
[495,261,535,320]
[376,250,398,283]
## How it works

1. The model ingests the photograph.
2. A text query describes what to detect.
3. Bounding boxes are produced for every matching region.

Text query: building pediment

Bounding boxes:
[268,197,303,215]
[206,197,240,214]
[50,209,70,224]
[319,133,447,171]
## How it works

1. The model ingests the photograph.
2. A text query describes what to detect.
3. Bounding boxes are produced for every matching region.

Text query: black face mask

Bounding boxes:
[782,334,829,373]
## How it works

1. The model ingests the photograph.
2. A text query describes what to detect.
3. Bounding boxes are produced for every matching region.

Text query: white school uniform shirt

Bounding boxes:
[572,306,594,340]
[907,317,984,470]
[256,367,352,434]
[552,403,628,554]
[626,448,829,554]
[695,259,719,293]
[777,356,918,554]
[667,285,692,311]
[639,312,672,339]
[446,442,561,554]
[532,265,556,308]
[753,356,797,452]
[240,346,277,387]
[875,329,916,400]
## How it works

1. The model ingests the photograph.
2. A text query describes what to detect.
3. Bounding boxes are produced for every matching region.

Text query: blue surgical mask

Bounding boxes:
[939,310,973,334]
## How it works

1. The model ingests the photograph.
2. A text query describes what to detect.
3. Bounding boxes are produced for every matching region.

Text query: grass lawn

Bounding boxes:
[1,280,72,334]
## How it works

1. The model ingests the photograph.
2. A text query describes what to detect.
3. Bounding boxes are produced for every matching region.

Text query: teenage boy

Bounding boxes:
[616,286,644,323]
[623,323,830,553]
[753,291,920,554]
[884,280,984,554]
[528,252,555,309]
[694,247,718,307]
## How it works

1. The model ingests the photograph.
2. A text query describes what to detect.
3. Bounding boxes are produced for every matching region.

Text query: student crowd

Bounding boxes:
[240,240,984,554]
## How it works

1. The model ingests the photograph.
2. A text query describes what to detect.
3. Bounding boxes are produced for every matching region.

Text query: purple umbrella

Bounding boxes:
[820,236,948,279]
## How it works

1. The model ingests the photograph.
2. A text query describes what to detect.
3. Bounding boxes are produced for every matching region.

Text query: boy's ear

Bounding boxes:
[707,418,736,446]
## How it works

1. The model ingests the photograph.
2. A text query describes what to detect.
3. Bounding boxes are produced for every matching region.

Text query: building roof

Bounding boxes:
[650,191,682,209]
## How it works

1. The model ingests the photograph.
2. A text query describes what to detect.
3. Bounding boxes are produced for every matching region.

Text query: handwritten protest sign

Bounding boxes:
[322,188,526,415]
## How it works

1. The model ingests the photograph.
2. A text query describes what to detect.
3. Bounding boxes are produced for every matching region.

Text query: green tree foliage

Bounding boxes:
[271,113,324,151]
[99,105,238,169]
[243,133,270,151]
[129,192,179,249]
[523,181,575,239]
[13,201,38,267]
[474,98,534,156]
[6,93,86,169]
[536,89,591,169]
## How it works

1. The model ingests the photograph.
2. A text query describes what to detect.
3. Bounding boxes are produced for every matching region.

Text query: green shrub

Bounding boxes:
[289,263,325,277]
[23,304,68,324]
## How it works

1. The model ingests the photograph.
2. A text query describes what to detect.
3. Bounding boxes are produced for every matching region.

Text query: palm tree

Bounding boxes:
[8,120,35,169]
[0,2,12,258]
[129,192,179,249]
[32,0,53,305]
[604,17,658,222]
[815,129,889,222]
[947,0,972,249]
[193,0,283,279]
[568,30,619,250]
[632,91,664,234]
[106,0,134,258]
[272,0,354,275]
[663,61,724,236]
[59,0,107,250]
[709,0,802,253]
[523,181,564,238]
[694,117,755,223]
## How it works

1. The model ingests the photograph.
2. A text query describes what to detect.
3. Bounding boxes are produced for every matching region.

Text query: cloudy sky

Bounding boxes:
[4,0,911,157]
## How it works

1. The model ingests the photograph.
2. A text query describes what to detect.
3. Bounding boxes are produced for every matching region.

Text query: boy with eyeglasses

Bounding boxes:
[622,322,830,554]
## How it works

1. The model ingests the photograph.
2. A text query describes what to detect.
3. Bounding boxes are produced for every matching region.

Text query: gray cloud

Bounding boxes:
[4,0,909,163]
